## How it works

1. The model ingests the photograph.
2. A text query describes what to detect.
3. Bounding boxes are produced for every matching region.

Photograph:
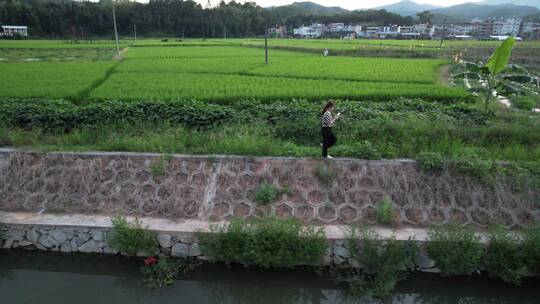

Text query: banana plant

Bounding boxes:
[453,37,539,112]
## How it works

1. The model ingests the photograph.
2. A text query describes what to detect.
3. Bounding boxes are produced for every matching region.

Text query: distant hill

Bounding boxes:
[264,1,540,25]
[431,3,540,23]
[374,0,441,17]
[266,1,349,21]
[479,0,540,9]
[523,12,540,22]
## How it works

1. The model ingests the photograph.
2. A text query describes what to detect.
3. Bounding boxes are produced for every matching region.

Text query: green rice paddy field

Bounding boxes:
[242,38,540,51]
[0,40,465,101]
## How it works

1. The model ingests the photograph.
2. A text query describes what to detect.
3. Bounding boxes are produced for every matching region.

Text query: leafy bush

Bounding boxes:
[374,197,394,225]
[272,115,319,145]
[484,225,528,284]
[512,95,537,111]
[255,183,280,205]
[345,228,418,299]
[522,225,540,273]
[198,217,327,268]
[141,256,199,288]
[356,140,382,160]
[426,225,483,276]
[106,216,157,256]
[0,99,233,131]
[450,153,493,179]
[416,152,445,171]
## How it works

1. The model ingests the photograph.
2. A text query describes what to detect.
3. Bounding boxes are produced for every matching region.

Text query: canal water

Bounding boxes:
[0,250,538,304]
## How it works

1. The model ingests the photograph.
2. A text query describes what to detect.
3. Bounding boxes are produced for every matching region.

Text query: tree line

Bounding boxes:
[0,0,415,38]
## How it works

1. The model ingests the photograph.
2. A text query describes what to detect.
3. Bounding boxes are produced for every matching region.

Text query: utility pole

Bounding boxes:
[223,25,227,39]
[112,0,120,56]
[264,18,268,64]
[439,18,447,49]
[133,24,137,41]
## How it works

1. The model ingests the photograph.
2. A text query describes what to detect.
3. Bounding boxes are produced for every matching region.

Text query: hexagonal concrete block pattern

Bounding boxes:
[317,203,337,224]
[275,202,294,218]
[338,204,359,223]
[295,204,315,222]
[233,202,253,219]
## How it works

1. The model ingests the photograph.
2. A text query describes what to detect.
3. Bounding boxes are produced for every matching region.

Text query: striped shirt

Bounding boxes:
[322,111,333,127]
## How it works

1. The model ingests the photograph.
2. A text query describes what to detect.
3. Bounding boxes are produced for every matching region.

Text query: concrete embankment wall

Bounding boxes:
[0,212,442,271]
[0,148,538,228]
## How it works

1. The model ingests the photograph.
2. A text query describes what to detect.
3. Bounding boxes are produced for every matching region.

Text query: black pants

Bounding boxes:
[321,127,337,157]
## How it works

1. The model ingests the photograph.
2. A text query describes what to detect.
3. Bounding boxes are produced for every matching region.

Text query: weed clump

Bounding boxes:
[198,217,326,268]
[426,224,483,276]
[374,197,394,225]
[106,216,157,256]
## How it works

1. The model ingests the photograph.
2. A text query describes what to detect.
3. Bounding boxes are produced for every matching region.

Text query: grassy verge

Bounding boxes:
[1,98,538,162]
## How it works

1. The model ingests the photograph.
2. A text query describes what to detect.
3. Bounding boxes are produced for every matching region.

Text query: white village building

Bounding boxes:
[1,25,28,37]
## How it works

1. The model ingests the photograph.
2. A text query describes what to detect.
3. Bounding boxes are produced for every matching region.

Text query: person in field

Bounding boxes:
[321,101,341,159]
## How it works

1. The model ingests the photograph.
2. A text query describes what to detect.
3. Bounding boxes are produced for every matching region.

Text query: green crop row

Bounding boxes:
[117,55,443,84]
[0,98,487,131]
[0,99,232,130]
[89,72,467,102]
[0,48,115,61]
[130,38,245,47]
[0,45,461,101]
[116,57,269,74]
[243,38,540,51]
[0,39,130,49]
[0,61,117,99]
[124,46,305,59]
[248,56,446,84]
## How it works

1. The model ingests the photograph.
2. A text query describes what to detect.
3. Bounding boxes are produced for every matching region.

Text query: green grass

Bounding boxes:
[0,39,130,49]
[1,97,538,162]
[0,48,116,61]
[243,38,540,51]
[247,56,447,84]
[0,61,117,99]
[89,71,465,102]
[116,57,268,74]
[2,114,539,162]
[124,45,305,59]
[0,44,465,102]
[130,38,245,47]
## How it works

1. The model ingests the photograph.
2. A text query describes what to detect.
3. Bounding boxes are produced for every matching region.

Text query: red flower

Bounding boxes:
[144,256,157,266]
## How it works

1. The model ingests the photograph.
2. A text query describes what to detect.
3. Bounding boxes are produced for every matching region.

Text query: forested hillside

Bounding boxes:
[0,0,412,38]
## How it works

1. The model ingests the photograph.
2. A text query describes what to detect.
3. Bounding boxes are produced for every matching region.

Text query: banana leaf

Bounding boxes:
[503,64,529,75]
[453,72,482,80]
[485,37,515,75]
[496,82,522,95]
[503,75,537,84]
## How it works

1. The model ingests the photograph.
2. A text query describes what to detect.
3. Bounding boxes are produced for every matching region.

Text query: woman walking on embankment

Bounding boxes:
[321,101,341,159]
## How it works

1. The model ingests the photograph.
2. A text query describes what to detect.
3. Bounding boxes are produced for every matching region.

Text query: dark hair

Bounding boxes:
[321,101,335,116]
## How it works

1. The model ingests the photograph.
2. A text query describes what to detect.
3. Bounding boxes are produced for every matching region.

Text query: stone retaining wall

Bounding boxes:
[0,149,538,228]
[0,212,441,272]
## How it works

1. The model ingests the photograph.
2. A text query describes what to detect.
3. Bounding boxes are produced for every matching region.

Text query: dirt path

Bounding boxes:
[113,47,129,61]
[437,64,453,87]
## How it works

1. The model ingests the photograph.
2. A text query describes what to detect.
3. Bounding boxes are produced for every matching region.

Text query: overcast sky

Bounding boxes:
[124,1,484,10]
